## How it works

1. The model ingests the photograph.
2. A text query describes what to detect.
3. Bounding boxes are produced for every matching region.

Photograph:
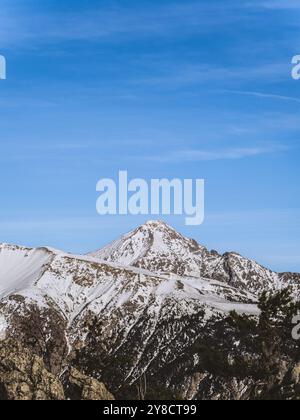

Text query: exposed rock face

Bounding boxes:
[0,340,114,401]
[280,272,300,284]
[0,298,68,375]
[0,221,299,400]
[65,368,115,401]
[0,339,65,400]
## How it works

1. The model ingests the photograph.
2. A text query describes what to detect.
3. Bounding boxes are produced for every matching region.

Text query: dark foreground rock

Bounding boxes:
[0,339,65,400]
[64,368,115,400]
[0,340,114,401]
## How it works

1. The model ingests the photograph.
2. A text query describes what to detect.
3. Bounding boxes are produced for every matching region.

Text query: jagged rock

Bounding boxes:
[0,339,65,400]
[65,368,114,400]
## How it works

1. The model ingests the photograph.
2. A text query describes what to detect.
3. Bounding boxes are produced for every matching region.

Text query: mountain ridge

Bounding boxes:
[89,220,299,297]
[0,220,299,400]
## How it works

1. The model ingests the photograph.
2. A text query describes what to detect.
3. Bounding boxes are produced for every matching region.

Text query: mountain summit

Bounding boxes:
[90,220,298,296]
[89,220,205,277]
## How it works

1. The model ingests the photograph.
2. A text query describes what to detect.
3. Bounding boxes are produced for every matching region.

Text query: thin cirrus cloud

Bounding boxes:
[0,3,231,47]
[147,145,287,163]
[136,63,289,88]
[260,0,300,9]
[0,1,281,48]
[225,90,300,104]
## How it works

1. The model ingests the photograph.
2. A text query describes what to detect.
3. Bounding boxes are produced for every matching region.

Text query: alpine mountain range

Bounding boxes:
[0,220,299,400]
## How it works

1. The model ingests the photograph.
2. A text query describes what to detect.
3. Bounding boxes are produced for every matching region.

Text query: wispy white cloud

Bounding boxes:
[0,1,270,48]
[260,0,300,10]
[0,1,298,50]
[0,1,243,45]
[225,90,300,104]
[147,145,286,163]
[0,217,114,231]
[135,63,288,88]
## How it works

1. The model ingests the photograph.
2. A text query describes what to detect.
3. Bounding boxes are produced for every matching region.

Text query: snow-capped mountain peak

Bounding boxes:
[0,222,299,400]
[89,220,204,277]
[90,220,300,297]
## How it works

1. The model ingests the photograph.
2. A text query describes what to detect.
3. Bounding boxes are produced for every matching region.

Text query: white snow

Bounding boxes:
[0,315,8,340]
[0,222,297,390]
[0,222,298,348]
[0,244,52,301]
[89,220,298,298]
[0,240,265,328]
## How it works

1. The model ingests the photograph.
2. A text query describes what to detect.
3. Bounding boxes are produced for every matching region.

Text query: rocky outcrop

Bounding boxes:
[64,368,115,400]
[0,340,114,401]
[0,339,65,400]
[0,297,68,375]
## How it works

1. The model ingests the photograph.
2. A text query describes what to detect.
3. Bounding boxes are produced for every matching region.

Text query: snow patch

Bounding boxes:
[0,315,8,340]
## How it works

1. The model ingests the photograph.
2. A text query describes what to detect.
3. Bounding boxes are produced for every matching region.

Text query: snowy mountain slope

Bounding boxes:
[90,220,299,297]
[0,242,257,325]
[0,244,52,300]
[0,220,299,399]
[0,237,259,389]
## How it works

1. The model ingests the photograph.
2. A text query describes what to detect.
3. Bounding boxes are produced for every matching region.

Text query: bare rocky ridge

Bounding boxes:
[0,221,299,400]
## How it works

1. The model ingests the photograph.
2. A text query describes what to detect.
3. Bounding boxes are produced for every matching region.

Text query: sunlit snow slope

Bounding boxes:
[0,221,299,394]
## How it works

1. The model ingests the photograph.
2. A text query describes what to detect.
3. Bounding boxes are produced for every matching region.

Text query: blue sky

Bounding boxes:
[0,0,299,272]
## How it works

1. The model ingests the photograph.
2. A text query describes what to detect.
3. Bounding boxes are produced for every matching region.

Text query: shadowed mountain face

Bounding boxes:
[0,221,299,400]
